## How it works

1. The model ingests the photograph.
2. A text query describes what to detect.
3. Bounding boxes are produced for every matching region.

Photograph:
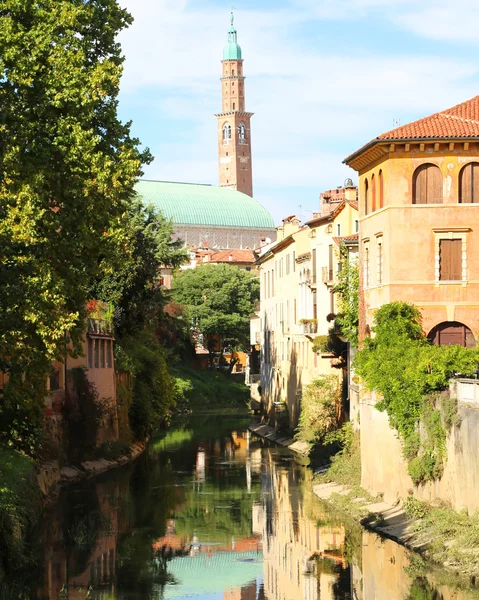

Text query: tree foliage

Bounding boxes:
[332,246,359,346]
[90,201,187,335]
[171,264,259,352]
[355,302,479,484]
[0,0,150,452]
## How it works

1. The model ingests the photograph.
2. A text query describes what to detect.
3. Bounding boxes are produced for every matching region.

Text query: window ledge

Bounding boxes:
[435,280,468,286]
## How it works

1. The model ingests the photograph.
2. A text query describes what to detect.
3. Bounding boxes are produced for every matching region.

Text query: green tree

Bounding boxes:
[0,0,150,453]
[332,245,359,346]
[90,201,188,336]
[171,264,259,355]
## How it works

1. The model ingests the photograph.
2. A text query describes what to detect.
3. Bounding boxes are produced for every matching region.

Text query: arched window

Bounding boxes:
[413,164,443,204]
[459,162,479,203]
[371,174,376,212]
[364,178,369,215]
[238,122,246,141]
[232,69,235,76]
[379,170,384,208]
[223,123,231,141]
[428,322,475,348]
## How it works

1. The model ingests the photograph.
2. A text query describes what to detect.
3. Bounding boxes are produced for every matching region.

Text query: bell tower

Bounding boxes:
[215,11,254,197]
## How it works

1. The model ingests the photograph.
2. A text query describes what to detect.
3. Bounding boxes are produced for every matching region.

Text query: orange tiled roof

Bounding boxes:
[344,96,479,167]
[209,249,255,264]
[332,233,359,245]
[348,199,358,210]
[377,96,479,140]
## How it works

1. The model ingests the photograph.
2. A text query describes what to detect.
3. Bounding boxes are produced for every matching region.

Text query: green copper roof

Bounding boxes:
[135,180,275,230]
[223,12,242,60]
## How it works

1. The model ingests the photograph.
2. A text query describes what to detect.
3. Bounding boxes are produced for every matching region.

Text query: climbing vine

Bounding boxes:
[355,302,479,485]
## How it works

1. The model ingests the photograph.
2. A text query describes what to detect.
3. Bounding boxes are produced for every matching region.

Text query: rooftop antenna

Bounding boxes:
[393,118,401,127]
[230,5,236,27]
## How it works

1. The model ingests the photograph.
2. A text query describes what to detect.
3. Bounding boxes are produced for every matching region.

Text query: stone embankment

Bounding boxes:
[312,482,428,550]
[38,441,147,498]
[249,422,310,455]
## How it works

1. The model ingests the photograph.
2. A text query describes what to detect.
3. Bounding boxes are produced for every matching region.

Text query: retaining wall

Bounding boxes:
[360,380,479,512]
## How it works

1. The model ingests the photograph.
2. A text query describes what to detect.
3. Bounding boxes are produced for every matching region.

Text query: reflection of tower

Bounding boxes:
[216,10,254,197]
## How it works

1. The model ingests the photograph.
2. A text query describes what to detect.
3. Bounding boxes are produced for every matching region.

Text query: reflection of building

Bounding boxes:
[37,481,120,599]
[224,581,257,600]
[259,451,347,600]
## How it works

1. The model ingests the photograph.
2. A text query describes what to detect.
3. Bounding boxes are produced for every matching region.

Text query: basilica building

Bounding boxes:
[135,14,276,250]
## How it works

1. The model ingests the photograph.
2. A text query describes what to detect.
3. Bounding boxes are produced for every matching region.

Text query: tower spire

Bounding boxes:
[230,6,235,28]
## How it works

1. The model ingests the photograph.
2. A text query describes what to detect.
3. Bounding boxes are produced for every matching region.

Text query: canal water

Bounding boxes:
[25,416,478,599]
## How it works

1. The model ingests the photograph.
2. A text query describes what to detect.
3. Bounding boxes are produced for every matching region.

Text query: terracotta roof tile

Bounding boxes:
[332,234,359,246]
[344,96,479,166]
[378,96,479,140]
[209,249,255,264]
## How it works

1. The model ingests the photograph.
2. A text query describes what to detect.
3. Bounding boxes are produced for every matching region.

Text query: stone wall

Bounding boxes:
[360,383,479,512]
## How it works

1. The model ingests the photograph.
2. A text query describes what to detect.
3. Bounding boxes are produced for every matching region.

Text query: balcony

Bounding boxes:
[321,266,334,285]
[300,319,318,335]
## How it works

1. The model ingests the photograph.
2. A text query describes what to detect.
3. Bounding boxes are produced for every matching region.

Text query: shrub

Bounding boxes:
[0,450,42,581]
[295,375,341,446]
[355,302,479,484]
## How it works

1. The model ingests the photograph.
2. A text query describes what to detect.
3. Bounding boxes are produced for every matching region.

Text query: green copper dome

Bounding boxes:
[223,12,242,61]
[135,181,275,230]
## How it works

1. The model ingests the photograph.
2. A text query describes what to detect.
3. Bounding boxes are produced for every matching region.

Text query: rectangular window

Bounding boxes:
[377,237,383,284]
[293,251,296,272]
[337,223,341,236]
[271,269,274,295]
[440,239,462,281]
[94,339,99,368]
[100,339,106,368]
[106,340,113,368]
[364,244,370,287]
[328,245,333,281]
[355,219,359,233]
[286,254,290,275]
[88,338,94,368]
[312,248,317,283]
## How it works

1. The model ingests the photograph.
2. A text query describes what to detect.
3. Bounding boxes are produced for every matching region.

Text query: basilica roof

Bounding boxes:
[135,180,275,230]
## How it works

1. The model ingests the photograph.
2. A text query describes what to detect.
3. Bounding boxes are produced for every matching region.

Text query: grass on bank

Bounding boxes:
[404,496,479,577]
[314,422,361,488]
[173,365,250,414]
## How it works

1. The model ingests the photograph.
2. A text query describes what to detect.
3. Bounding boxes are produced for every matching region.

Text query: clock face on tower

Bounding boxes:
[215,14,254,198]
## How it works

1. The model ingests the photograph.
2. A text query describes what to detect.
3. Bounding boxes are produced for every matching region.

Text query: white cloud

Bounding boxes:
[117,0,479,223]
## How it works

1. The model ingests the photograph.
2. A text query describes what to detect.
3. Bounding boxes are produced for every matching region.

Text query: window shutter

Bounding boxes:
[461,163,472,203]
[430,167,443,204]
[473,164,479,203]
[440,239,462,281]
[414,166,427,204]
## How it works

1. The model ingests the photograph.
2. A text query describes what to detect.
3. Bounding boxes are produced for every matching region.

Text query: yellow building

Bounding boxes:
[344,95,479,345]
[255,185,358,429]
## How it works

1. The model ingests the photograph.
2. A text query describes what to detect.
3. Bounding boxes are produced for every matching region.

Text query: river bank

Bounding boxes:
[249,419,479,585]
[37,439,147,499]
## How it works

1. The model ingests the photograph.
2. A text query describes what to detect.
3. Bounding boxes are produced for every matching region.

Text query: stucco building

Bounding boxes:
[344,95,479,346]
[254,184,358,429]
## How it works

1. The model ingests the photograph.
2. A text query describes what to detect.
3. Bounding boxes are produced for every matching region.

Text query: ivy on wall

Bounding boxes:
[355,302,479,484]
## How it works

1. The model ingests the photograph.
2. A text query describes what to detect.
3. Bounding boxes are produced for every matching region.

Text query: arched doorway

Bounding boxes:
[428,321,475,348]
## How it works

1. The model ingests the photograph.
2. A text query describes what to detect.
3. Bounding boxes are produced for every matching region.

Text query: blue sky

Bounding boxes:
[118,0,479,223]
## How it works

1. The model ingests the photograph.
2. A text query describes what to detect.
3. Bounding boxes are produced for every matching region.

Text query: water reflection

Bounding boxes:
[22,418,479,599]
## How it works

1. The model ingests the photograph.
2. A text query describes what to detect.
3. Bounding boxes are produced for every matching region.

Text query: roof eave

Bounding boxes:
[344,136,479,170]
